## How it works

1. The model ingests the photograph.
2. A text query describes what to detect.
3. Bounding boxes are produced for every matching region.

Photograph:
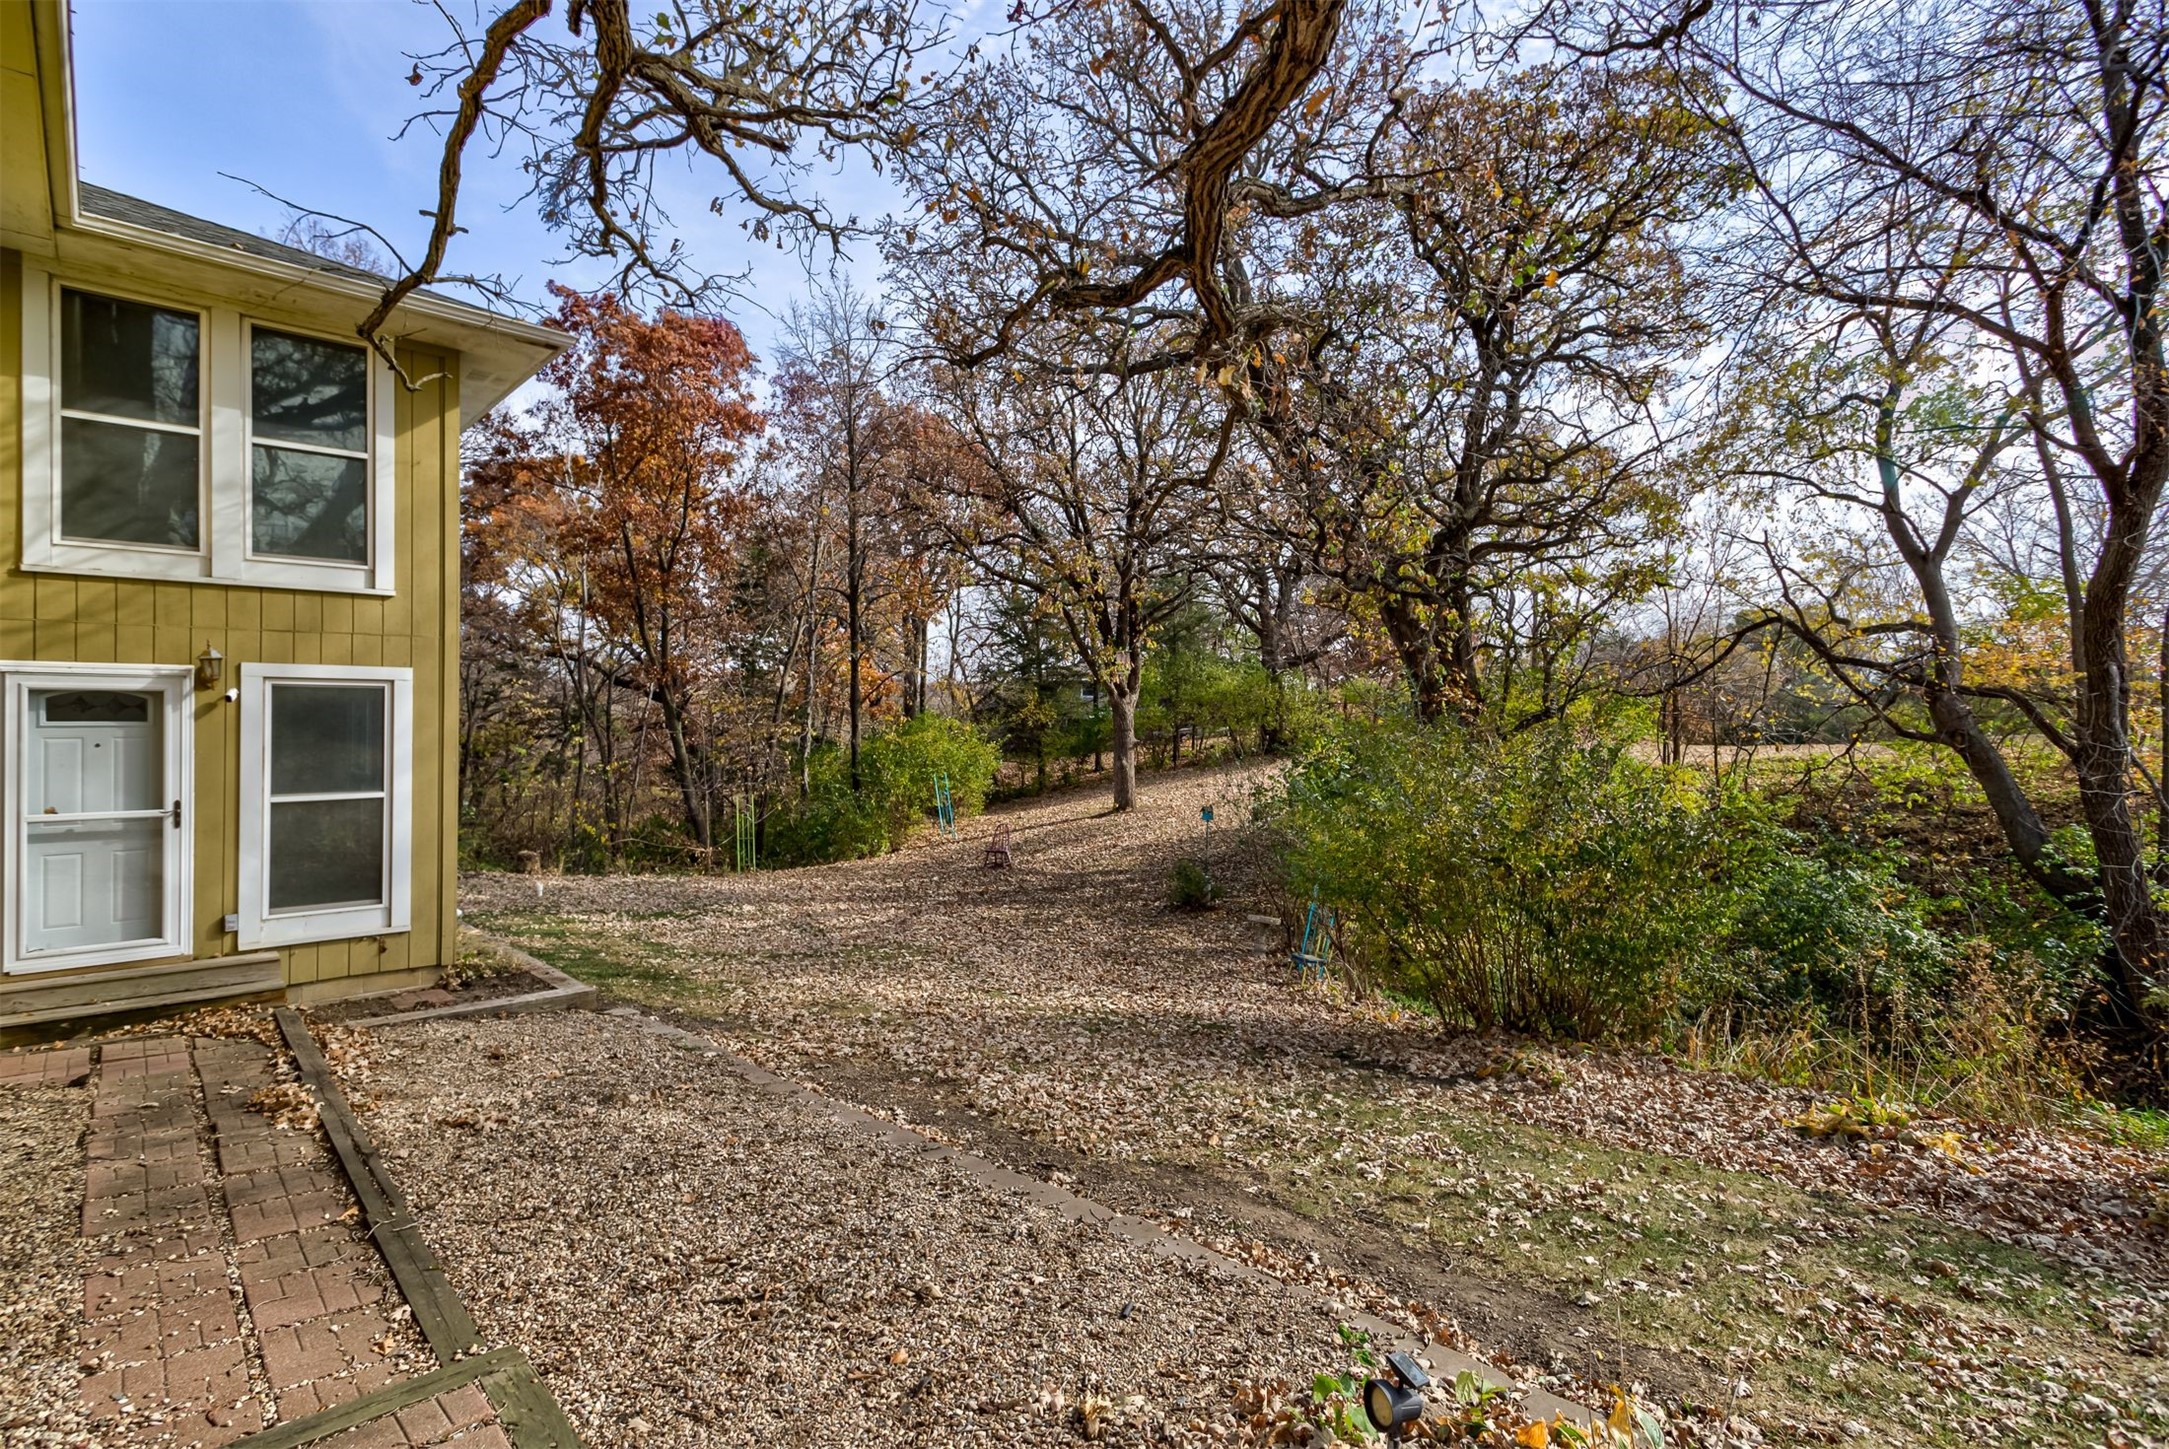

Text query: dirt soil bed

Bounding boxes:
[309,971,555,1027]
[466,763,2169,1448]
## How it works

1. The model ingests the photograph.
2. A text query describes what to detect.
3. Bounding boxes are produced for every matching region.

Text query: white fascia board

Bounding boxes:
[53,216,565,419]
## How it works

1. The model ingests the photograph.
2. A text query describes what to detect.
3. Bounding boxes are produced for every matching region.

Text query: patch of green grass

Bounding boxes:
[1265,1084,2165,1445]
[2079,1101,2169,1151]
[475,918,706,1008]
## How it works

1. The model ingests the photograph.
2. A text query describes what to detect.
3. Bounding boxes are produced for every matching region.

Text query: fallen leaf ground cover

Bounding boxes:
[364,1013,1376,1448]
[465,763,2169,1446]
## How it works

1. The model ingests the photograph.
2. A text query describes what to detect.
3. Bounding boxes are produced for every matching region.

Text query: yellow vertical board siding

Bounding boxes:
[32,573,68,622]
[191,691,227,961]
[76,578,114,622]
[1,254,465,989]
[0,254,14,585]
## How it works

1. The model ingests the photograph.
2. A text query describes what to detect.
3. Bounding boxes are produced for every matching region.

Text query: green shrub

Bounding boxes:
[1269,715,2106,1115]
[859,713,1001,838]
[760,744,889,866]
[763,716,1001,867]
[1268,717,1734,1039]
[1167,858,1219,910]
[1714,840,1950,1026]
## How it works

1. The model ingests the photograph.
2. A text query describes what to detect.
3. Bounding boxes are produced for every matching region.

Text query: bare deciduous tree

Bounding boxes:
[932,336,1232,808]
[1608,0,2169,1024]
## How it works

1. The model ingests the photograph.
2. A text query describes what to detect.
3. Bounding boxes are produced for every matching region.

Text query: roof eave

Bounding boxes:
[63,208,567,420]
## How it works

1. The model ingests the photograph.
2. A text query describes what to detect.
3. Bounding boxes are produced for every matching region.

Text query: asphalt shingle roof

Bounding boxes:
[78,182,461,304]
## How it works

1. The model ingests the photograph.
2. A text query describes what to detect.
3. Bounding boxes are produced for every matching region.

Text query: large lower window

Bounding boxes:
[238,664,412,949]
[20,266,396,592]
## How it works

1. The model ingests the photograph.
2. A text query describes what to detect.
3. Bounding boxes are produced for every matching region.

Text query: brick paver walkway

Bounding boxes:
[2,1034,467,1447]
[311,1382,508,1448]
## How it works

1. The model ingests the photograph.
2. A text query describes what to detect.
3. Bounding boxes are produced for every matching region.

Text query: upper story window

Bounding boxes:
[249,327,371,563]
[20,267,397,594]
[58,289,203,550]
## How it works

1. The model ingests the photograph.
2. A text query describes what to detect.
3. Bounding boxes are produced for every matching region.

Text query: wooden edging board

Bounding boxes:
[224,1347,511,1448]
[223,1345,579,1449]
[339,948,597,1030]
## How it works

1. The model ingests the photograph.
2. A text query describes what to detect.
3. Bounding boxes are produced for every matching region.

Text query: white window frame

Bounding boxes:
[2,662,195,975]
[19,264,397,594]
[237,663,413,950]
[21,279,211,582]
[238,318,385,589]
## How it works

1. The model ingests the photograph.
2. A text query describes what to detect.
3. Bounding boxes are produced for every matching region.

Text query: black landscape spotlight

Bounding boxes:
[1363,1351,1430,1442]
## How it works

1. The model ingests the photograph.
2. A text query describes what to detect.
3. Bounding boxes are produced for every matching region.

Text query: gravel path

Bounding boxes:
[1,1082,93,1448]
[364,1012,1369,1448]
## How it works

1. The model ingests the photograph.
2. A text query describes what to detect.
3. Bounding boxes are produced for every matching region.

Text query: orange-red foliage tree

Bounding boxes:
[472,285,762,851]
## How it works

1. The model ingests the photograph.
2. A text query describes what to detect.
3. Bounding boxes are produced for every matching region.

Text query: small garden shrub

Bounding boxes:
[1167,857,1219,910]
[1715,838,1950,1029]
[859,713,1001,840]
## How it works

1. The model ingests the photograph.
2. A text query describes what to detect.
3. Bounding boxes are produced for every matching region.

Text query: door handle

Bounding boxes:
[170,798,182,830]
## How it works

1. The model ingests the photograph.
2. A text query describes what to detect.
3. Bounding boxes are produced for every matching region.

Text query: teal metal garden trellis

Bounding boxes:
[1293,888,1334,982]
[933,772,957,838]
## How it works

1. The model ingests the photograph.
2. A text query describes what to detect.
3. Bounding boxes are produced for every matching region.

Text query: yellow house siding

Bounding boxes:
[1,244,466,995]
[0,3,55,251]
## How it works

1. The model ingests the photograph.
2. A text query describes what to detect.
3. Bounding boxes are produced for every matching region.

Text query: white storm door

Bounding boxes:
[5,668,193,973]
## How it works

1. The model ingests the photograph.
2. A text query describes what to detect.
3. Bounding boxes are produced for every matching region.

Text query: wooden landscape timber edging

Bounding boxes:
[268,1007,586,1449]
[274,1007,484,1359]
[220,1345,578,1449]
[338,944,598,1029]
[592,1003,1600,1430]
[221,1347,517,1448]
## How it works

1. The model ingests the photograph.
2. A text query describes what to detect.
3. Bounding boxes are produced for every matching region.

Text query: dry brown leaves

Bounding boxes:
[460,764,2169,1444]
[245,1081,319,1133]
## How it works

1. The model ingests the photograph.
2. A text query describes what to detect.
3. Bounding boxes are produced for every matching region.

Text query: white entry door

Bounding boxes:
[5,668,192,973]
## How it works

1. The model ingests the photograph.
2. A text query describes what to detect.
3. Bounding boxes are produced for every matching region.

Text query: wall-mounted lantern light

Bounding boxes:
[195,644,224,690]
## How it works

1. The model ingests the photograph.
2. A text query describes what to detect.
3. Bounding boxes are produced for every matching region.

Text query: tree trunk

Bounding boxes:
[2075,581,2159,1024]
[657,684,712,850]
[1872,422,2145,1020]
[1109,684,1138,811]
[1379,598,1441,723]
[1090,680,1104,771]
[566,573,592,863]
[902,613,926,718]
[800,628,819,798]
[847,503,864,791]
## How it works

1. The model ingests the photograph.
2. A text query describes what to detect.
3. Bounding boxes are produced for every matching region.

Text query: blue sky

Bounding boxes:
[70,0,901,368]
